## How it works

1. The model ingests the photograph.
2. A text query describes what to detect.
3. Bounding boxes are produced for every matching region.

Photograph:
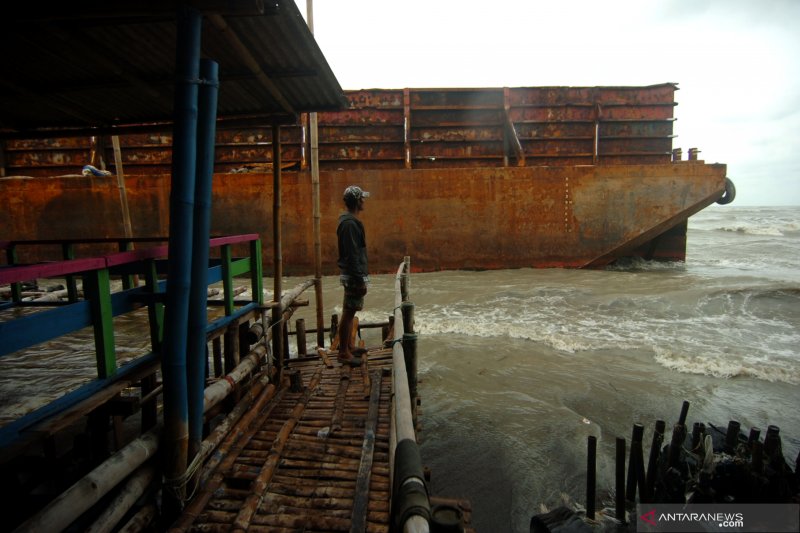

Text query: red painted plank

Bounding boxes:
[104,245,169,267]
[209,234,259,247]
[0,258,106,284]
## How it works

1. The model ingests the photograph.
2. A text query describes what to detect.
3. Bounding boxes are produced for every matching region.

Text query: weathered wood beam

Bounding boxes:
[208,14,296,116]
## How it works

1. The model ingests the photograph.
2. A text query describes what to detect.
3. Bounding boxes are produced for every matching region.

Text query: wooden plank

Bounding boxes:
[350,370,382,533]
[0,300,93,357]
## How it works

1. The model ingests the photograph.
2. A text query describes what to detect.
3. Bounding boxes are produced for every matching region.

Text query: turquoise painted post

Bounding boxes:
[250,239,263,305]
[61,243,79,302]
[84,268,117,379]
[162,6,201,517]
[187,57,219,462]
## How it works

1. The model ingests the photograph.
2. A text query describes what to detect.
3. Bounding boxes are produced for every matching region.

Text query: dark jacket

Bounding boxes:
[337,212,368,278]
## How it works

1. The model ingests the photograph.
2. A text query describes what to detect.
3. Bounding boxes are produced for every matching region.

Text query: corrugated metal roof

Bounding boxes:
[0,0,347,136]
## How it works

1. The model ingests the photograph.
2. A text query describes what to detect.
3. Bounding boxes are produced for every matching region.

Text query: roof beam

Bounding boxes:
[207,13,297,116]
[7,1,275,22]
[0,79,102,127]
[42,23,172,113]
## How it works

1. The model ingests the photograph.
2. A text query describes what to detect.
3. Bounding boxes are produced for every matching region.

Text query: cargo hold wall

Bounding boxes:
[2,84,678,176]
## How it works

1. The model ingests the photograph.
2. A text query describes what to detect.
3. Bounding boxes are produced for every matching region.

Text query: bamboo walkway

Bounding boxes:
[172,346,472,532]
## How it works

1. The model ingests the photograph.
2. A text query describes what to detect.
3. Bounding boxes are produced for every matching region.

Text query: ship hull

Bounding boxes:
[0,161,726,273]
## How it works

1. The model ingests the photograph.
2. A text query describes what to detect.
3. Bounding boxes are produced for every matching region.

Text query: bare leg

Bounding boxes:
[337,307,356,360]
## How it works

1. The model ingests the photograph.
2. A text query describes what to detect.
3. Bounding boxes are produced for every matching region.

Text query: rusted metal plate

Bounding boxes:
[345,89,404,108]
[318,109,403,125]
[411,88,503,107]
[0,162,727,273]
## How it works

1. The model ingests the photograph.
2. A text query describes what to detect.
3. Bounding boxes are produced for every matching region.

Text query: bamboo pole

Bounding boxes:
[306,0,325,349]
[272,122,284,384]
[85,464,156,533]
[195,375,272,469]
[112,135,134,242]
[203,344,266,412]
[296,318,307,356]
[172,384,285,532]
[13,430,160,532]
[117,503,156,533]
[161,9,202,517]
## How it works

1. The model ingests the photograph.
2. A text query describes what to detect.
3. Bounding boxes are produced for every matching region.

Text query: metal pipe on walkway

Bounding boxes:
[389,260,430,533]
[188,58,219,462]
[161,6,201,514]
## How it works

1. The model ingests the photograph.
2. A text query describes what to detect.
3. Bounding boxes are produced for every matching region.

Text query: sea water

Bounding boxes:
[310,205,800,532]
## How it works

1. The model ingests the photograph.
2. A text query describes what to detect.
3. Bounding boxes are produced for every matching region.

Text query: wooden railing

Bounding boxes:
[0,234,263,453]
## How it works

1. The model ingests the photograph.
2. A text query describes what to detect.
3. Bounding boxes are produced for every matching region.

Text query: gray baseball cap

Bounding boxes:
[343,185,370,202]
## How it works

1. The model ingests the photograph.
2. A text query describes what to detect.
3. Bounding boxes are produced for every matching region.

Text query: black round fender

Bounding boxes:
[716,177,736,205]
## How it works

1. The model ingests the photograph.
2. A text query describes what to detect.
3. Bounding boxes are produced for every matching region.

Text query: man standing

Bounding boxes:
[336,185,370,366]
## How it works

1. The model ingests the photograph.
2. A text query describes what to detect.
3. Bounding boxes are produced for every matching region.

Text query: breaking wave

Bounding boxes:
[413,282,800,385]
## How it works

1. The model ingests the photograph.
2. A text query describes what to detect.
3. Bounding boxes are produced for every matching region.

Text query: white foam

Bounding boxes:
[653,347,800,384]
[716,225,786,236]
[414,284,800,385]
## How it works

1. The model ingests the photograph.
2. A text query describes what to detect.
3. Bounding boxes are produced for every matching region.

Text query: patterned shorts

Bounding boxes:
[341,276,368,311]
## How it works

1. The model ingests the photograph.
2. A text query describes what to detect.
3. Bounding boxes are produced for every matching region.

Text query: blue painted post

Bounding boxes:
[187,58,219,462]
[162,5,201,514]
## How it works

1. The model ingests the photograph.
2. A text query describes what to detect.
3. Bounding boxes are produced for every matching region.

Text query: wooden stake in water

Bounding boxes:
[587,436,596,520]
[616,437,626,524]
[626,423,644,502]
[645,419,665,500]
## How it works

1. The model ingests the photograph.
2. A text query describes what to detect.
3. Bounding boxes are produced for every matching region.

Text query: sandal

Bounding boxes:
[352,347,368,356]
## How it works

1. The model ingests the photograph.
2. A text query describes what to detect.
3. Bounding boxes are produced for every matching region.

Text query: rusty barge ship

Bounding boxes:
[2,84,732,273]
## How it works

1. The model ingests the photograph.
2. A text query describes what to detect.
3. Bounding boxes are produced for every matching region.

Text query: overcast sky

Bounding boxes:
[296,0,800,206]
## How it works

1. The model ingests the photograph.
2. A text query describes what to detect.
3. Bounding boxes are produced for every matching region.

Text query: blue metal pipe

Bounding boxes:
[162,5,201,503]
[188,58,219,459]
